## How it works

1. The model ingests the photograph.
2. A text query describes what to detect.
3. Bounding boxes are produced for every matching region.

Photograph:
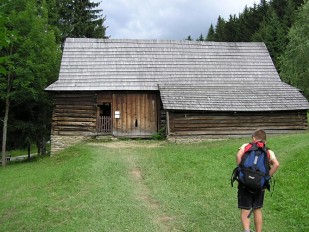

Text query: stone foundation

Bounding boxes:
[50,135,88,154]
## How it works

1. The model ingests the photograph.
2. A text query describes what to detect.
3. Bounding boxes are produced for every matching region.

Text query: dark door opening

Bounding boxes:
[97,102,112,133]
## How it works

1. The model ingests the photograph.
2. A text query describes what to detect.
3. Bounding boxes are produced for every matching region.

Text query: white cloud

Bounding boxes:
[95,0,257,40]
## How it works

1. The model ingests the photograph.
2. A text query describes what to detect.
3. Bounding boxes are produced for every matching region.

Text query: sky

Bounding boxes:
[93,0,258,40]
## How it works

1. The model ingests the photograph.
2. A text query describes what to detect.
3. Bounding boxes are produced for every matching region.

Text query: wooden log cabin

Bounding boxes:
[45,38,309,153]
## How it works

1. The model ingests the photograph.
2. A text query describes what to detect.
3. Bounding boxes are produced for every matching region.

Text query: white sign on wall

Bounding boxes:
[115,111,120,119]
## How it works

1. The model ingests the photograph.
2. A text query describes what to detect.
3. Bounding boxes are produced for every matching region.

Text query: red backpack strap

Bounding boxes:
[243,143,253,153]
[239,143,254,166]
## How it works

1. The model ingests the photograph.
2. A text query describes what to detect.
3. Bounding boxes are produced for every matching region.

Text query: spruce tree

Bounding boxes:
[283,0,297,28]
[206,24,215,41]
[56,0,107,45]
[214,16,227,41]
[280,0,309,98]
[225,14,239,41]
[197,33,204,41]
[252,7,287,67]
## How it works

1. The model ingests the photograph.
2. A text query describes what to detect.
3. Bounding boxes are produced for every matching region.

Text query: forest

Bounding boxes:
[0,0,308,163]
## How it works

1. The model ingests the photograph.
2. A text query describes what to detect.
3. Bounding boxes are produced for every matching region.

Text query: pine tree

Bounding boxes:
[237,6,249,41]
[206,24,215,41]
[225,14,239,41]
[283,0,297,28]
[237,4,266,41]
[197,33,204,41]
[186,35,192,41]
[214,16,227,41]
[252,7,287,67]
[56,0,107,45]
[271,0,289,19]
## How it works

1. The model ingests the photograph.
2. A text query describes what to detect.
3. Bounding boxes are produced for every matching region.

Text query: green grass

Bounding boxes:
[4,144,37,157]
[0,132,308,232]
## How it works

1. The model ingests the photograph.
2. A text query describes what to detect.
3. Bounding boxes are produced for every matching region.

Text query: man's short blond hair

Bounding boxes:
[252,129,267,142]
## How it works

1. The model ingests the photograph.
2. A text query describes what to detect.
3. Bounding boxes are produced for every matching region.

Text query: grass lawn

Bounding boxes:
[0,131,308,231]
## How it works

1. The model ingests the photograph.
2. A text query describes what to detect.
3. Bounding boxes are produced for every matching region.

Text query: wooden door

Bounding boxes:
[113,93,158,137]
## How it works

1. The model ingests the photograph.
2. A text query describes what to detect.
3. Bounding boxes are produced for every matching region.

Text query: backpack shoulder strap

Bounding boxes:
[239,143,255,166]
[243,143,254,153]
[256,141,271,160]
[243,142,270,160]
[265,148,271,160]
[231,167,239,187]
[260,143,270,160]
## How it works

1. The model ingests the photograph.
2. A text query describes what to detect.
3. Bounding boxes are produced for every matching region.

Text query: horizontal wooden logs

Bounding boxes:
[53,112,96,118]
[51,91,160,137]
[169,110,308,136]
[52,117,96,122]
[53,126,95,131]
[51,92,97,135]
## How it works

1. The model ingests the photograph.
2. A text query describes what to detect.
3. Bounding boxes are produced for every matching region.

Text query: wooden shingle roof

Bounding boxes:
[46,38,309,111]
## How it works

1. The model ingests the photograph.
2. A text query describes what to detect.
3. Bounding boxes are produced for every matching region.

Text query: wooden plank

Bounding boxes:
[146,94,150,130]
[57,131,94,136]
[169,110,308,135]
[113,93,123,135]
[52,117,96,122]
[53,112,95,118]
[53,92,94,98]
[55,99,94,105]
[174,121,307,128]
[54,105,95,110]
[173,115,306,122]
[140,93,145,134]
[174,125,307,131]
[172,111,307,118]
[126,94,131,135]
[53,126,95,131]
[172,128,307,136]
[96,92,112,104]
[173,115,306,121]
[122,93,127,133]
[55,121,95,126]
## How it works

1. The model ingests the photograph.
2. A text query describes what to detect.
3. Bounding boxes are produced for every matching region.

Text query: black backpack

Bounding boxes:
[231,142,271,191]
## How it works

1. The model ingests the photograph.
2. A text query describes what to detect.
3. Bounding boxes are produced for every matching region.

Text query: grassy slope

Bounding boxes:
[0,131,308,232]
[138,132,309,231]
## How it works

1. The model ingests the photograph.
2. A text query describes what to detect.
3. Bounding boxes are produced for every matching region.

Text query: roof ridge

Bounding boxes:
[65,38,265,47]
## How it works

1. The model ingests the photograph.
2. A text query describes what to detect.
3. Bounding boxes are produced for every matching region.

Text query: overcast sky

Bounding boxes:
[94,0,258,40]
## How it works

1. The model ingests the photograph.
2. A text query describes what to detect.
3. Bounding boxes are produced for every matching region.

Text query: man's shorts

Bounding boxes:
[238,186,265,210]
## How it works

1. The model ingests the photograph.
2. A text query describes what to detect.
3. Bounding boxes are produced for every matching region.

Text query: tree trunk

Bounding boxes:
[42,134,46,155]
[1,97,10,167]
[37,141,41,156]
[27,143,31,160]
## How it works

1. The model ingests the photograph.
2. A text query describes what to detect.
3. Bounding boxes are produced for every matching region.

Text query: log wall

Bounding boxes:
[51,91,161,138]
[51,92,97,136]
[168,110,308,137]
[49,90,307,153]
